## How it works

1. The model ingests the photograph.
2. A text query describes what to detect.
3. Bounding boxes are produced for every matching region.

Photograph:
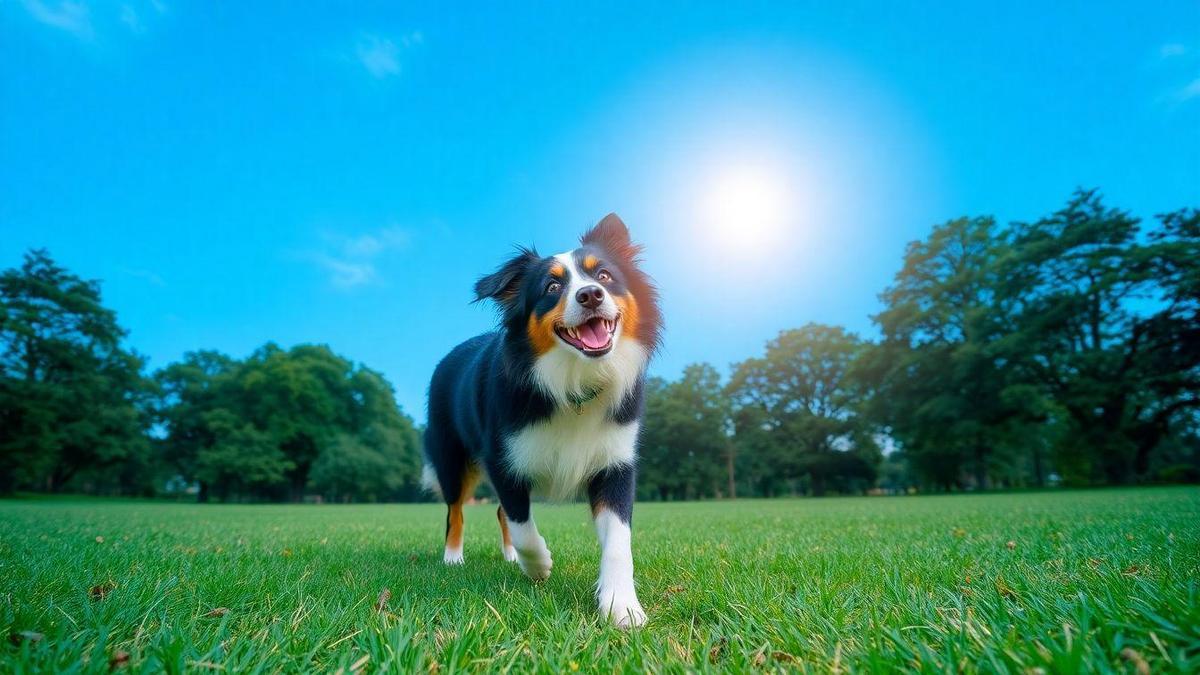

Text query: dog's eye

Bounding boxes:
[596,269,612,283]
[546,281,562,294]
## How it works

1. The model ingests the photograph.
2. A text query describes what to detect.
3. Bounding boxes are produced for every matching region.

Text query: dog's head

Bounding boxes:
[475,213,661,372]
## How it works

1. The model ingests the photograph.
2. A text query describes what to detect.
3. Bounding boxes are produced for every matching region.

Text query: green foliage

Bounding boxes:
[869,190,1200,490]
[2,489,1196,671]
[154,345,423,503]
[996,191,1200,484]
[871,215,1045,489]
[0,250,153,495]
[639,365,732,500]
[727,324,878,496]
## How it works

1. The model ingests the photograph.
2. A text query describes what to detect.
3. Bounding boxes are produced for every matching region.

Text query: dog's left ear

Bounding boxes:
[474,246,538,307]
[581,213,632,251]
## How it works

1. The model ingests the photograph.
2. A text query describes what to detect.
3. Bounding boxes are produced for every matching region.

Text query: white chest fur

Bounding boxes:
[505,405,639,501]
[509,333,646,500]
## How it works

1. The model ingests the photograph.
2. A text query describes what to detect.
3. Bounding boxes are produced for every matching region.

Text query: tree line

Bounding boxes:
[1,189,1197,500]
[0,250,423,501]
[638,189,1199,498]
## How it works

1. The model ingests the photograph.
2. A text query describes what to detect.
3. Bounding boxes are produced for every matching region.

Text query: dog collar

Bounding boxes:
[568,386,602,413]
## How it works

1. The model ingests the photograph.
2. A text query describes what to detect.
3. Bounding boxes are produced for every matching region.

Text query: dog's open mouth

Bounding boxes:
[555,316,617,356]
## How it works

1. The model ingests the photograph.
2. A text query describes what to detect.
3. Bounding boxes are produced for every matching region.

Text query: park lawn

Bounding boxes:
[1,489,1197,673]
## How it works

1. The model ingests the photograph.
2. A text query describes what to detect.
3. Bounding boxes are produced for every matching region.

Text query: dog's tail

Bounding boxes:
[420,464,442,498]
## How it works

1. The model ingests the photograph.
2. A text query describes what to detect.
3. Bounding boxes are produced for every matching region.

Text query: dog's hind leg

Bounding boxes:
[496,506,518,562]
[442,464,481,565]
[424,418,479,565]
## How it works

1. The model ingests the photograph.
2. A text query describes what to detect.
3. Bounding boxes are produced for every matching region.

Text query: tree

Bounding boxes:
[155,350,238,501]
[194,409,292,501]
[0,250,152,494]
[1130,207,1200,477]
[154,343,423,502]
[728,324,878,496]
[870,216,1043,490]
[998,190,1200,483]
[639,365,732,500]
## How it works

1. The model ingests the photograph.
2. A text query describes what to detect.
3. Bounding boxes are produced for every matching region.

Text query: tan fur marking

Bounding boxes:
[614,293,640,341]
[549,263,565,277]
[496,506,513,548]
[526,301,563,356]
[583,255,598,271]
[445,465,482,551]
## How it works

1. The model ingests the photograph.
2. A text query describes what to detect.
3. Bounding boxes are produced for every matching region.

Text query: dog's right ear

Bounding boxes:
[473,246,539,306]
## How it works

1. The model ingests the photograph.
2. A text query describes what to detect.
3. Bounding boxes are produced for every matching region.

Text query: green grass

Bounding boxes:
[1,489,1198,673]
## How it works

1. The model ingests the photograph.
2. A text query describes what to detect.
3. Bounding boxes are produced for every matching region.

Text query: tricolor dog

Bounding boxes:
[422,213,661,627]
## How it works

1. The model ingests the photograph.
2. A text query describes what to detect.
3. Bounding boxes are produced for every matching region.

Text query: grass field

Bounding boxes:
[1,489,1197,673]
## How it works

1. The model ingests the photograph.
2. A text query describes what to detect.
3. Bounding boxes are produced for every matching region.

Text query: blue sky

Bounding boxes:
[3,1,1198,419]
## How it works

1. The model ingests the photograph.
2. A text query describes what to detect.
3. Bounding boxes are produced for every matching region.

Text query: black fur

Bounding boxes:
[588,463,636,524]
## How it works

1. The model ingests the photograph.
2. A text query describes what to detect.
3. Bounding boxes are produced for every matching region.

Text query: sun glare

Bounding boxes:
[701,164,792,257]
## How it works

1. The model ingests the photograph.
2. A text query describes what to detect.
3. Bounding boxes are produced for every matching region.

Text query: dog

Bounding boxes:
[421,213,661,627]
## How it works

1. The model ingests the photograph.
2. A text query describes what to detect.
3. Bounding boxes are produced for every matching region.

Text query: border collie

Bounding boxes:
[422,213,661,627]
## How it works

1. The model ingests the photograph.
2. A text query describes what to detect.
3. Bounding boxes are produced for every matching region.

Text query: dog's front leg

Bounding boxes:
[588,463,646,627]
[489,460,553,580]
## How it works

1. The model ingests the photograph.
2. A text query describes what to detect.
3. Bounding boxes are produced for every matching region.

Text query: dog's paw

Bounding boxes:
[598,589,646,628]
[502,544,518,563]
[516,541,552,580]
[443,547,465,565]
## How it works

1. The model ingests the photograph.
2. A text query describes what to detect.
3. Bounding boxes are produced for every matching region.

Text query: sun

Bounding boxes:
[701,164,792,257]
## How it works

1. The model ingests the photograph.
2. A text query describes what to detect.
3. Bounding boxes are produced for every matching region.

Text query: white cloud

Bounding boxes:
[20,0,92,38]
[301,225,413,289]
[312,255,377,289]
[1172,77,1200,103]
[354,31,422,79]
[341,226,412,257]
[1160,43,1188,59]
[356,35,401,78]
[119,3,143,33]
[120,267,166,287]
[20,0,167,39]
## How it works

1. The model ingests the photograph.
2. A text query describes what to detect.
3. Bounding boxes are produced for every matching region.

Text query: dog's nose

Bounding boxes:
[575,285,605,309]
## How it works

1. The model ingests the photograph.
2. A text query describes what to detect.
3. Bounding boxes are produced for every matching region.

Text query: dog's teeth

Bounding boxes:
[569,328,578,339]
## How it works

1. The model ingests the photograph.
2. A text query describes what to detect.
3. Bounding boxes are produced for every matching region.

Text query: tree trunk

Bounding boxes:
[197,481,210,503]
[290,471,307,503]
[974,444,988,490]
[811,472,826,497]
[726,448,737,499]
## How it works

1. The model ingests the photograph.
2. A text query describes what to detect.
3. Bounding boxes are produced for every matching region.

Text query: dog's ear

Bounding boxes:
[474,247,539,306]
[581,213,632,250]
[582,213,643,265]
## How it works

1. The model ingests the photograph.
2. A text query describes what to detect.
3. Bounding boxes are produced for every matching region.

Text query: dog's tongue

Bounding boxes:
[577,318,609,350]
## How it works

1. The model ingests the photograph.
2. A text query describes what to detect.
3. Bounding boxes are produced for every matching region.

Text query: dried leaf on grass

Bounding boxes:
[375,588,392,611]
[9,631,44,645]
[708,637,727,664]
[1120,648,1150,675]
[90,581,117,600]
[772,650,802,665]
